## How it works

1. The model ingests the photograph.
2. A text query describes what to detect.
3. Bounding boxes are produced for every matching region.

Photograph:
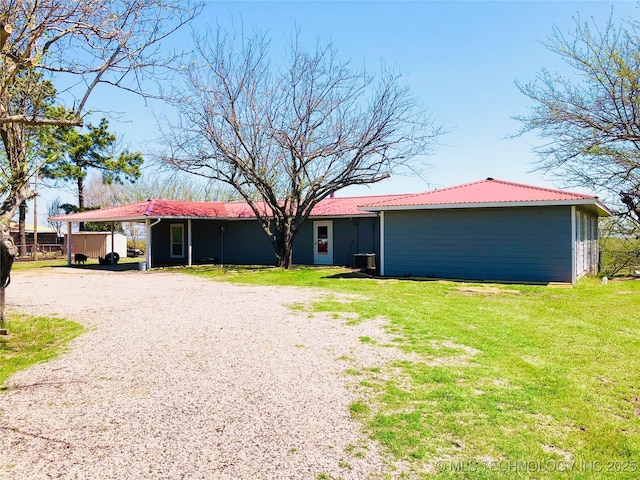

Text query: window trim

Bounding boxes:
[170,223,185,259]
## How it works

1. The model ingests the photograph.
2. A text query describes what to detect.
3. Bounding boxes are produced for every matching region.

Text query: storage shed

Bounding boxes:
[66,232,127,260]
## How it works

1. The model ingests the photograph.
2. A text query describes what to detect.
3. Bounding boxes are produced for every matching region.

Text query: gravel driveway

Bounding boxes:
[0,268,399,480]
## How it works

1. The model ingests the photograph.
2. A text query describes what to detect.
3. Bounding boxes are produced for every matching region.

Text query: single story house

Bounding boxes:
[9,222,60,250]
[49,178,610,283]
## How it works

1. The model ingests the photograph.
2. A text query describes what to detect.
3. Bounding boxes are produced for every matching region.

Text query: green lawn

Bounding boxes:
[185,266,640,479]
[0,314,85,388]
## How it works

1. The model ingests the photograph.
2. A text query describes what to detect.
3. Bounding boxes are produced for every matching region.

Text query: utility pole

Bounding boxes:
[33,163,38,261]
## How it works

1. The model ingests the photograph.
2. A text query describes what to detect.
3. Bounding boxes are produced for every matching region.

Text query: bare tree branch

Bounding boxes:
[162,28,443,267]
[0,0,201,326]
[515,10,640,226]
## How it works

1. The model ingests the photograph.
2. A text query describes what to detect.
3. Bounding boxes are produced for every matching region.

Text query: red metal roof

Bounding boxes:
[362,178,605,211]
[220,194,408,218]
[309,194,406,216]
[223,201,257,218]
[145,199,228,217]
[49,199,228,222]
[48,194,405,222]
[222,194,405,218]
[48,179,610,223]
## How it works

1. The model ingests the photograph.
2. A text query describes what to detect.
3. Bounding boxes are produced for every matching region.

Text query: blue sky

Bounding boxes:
[36,1,637,223]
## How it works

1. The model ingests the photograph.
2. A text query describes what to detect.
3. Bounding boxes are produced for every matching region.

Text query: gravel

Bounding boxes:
[0,268,403,479]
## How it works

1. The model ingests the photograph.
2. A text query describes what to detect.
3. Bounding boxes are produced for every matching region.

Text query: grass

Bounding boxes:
[0,314,85,388]
[12,257,70,270]
[184,265,640,479]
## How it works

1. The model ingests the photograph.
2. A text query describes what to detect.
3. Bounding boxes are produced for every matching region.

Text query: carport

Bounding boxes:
[49,199,229,270]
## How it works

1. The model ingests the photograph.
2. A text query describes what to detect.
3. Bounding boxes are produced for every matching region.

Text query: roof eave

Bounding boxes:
[360,199,611,216]
[50,211,380,223]
[49,214,232,223]
[48,215,150,223]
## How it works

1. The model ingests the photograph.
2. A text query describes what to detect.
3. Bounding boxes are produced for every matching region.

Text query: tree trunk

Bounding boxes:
[0,223,18,330]
[78,177,85,231]
[275,241,294,269]
[0,122,36,331]
[18,201,27,257]
[621,191,640,227]
[274,220,295,269]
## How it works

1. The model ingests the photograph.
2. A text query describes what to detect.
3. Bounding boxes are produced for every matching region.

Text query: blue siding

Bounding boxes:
[151,219,275,267]
[150,221,187,267]
[218,220,276,264]
[191,220,221,263]
[150,216,380,267]
[383,207,573,283]
[292,221,313,265]
[293,217,379,266]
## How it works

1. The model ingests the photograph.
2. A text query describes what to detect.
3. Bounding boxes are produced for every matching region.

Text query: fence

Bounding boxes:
[15,243,65,256]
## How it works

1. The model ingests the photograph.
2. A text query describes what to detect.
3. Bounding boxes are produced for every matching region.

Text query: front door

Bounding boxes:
[313,221,333,265]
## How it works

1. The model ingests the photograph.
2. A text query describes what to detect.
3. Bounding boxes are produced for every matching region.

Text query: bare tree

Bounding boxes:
[84,172,238,250]
[84,171,239,206]
[83,176,118,209]
[599,215,640,276]
[163,30,442,268]
[107,171,239,204]
[516,11,640,226]
[47,197,64,239]
[0,0,200,328]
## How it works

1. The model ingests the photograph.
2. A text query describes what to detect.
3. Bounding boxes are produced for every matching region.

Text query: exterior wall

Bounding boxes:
[293,217,379,266]
[150,220,272,267]
[382,206,574,283]
[150,216,380,268]
[11,231,59,246]
[151,221,180,266]
[213,220,275,265]
[574,207,599,279]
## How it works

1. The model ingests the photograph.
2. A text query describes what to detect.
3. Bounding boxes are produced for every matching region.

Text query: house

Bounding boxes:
[9,222,61,254]
[49,178,610,283]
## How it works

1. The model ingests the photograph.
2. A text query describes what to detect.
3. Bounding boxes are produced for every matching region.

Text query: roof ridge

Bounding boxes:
[361,182,481,207]
[222,193,407,204]
[325,193,408,200]
[486,178,596,199]
[369,178,595,207]
[152,198,228,204]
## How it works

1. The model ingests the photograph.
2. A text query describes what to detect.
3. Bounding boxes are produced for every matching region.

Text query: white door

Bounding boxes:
[313,221,333,265]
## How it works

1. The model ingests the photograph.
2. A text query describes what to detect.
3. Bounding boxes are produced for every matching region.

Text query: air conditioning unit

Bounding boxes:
[353,253,376,270]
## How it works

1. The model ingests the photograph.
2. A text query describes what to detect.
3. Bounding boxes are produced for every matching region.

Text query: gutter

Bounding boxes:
[145,218,162,270]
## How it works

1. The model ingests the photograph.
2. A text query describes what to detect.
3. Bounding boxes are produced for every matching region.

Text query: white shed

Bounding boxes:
[66,232,127,260]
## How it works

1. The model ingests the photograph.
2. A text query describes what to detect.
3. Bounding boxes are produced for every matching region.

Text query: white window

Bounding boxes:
[170,224,185,258]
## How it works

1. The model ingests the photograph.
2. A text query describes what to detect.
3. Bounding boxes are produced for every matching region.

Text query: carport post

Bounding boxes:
[111,222,115,264]
[66,222,72,266]
[379,212,385,276]
[144,218,161,271]
[145,219,151,270]
[571,206,577,284]
[187,219,192,266]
